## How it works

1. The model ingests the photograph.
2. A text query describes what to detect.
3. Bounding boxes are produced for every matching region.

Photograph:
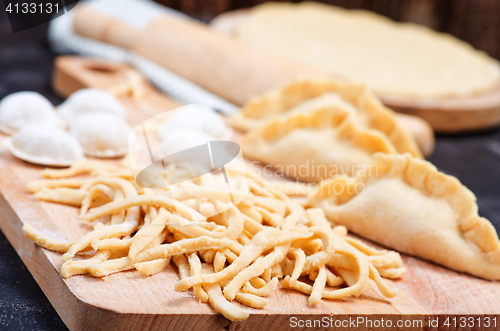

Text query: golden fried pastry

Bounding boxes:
[231,80,422,158]
[310,153,500,280]
[241,107,397,183]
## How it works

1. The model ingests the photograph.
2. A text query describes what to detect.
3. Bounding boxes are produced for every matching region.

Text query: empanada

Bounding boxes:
[310,152,500,280]
[241,107,396,183]
[230,80,422,158]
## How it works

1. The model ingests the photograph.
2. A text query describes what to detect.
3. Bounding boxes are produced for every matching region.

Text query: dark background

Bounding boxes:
[0,1,499,330]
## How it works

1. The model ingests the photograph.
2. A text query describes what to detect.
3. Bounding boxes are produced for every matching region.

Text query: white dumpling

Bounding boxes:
[6,125,83,167]
[0,92,59,135]
[70,113,132,158]
[58,88,125,124]
[157,106,230,141]
[160,127,216,156]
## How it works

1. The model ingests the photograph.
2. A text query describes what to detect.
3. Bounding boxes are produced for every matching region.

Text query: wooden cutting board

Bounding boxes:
[0,57,499,331]
[211,9,500,134]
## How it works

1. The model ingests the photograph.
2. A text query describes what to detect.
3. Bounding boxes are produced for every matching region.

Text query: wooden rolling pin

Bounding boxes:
[73,7,323,107]
[72,7,434,156]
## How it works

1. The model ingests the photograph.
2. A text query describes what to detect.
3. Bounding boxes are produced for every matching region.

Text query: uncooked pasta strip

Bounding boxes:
[223,244,288,300]
[242,277,278,297]
[201,265,249,322]
[23,224,75,253]
[174,229,312,292]
[62,220,138,262]
[35,188,87,206]
[85,195,206,223]
[60,250,111,278]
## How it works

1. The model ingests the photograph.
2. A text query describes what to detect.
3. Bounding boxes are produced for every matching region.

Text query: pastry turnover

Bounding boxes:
[231,80,422,158]
[241,107,397,183]
[310,153,500,280]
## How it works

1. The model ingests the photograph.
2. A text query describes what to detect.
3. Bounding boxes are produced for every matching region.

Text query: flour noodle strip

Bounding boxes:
[23,162,405,322]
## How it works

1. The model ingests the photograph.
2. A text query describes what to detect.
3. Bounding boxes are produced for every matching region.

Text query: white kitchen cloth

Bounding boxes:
[47,0,238,115]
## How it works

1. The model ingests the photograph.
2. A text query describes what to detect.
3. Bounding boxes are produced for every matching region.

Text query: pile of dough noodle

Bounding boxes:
[23,160,405,321]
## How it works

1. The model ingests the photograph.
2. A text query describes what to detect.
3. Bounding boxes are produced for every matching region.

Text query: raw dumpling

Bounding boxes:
[241,107,396,183]
[69,113,132,158]
[160,127,216,157]
[5,125,83,167]
[155,128,217,181]
[230,80,422,158]
[58,88,125,124]
[0,92,59,135]
[310,153,500,280]
[157,105,230,141]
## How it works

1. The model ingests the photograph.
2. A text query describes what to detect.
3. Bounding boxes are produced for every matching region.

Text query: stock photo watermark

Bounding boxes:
[3,0,80,32]
[248,160,376,199]
[289,315,498,329]
[129,104,249,222]
[127,104,375,223]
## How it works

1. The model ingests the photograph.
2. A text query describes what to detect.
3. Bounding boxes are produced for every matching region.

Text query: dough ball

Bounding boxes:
[160,127,216,156]
[7,125,84,167]
[157,106,229,141]
[0,92,59,135]
[58,88,125,124]
[70,113,132,158]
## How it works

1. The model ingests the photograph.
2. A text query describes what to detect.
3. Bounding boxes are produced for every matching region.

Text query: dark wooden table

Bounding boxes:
[0,6,499,331]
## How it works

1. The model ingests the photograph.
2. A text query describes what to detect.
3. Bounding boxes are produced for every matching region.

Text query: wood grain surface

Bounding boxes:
[0,57,499,330]
[2,140,500,331]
